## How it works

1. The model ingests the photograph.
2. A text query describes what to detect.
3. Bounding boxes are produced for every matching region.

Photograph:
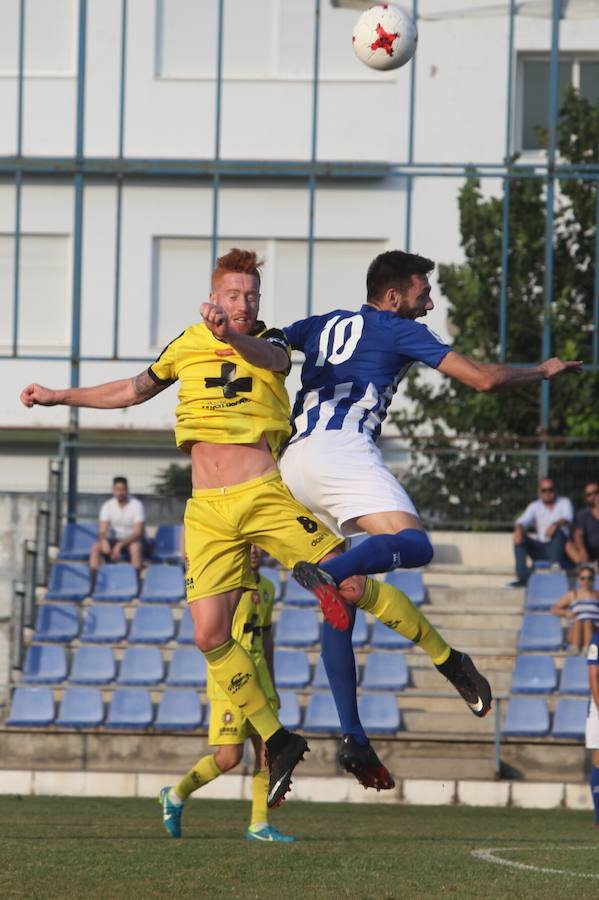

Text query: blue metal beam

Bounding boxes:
[12,0,26,359]
[306,0,322,317]
[498,0,516,363]
[112,0,128,360]
[211,0,225,269]
[404,0,418,252]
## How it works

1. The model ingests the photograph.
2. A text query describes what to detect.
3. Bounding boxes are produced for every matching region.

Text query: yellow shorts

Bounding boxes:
[208,696,278,746]
[184,469,343,601]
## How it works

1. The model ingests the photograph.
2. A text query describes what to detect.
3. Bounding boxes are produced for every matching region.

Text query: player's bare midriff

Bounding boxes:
[190,435,277,489]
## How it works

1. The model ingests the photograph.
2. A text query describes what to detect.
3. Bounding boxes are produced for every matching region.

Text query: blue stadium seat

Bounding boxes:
[46,563,91,602]
[155,691,203,730]
[259,567,282,601]
[274,649,310,689]
[362,651,409,692]
[525,572,569,610]
[279,691,301,730]
[58,522,98,560]
[166,648,206,687]
[517,615,563,652]
[312,656,359,690]
[7,687,55,726]
[140,564,185,604]
[502,698,550,737]
[92,564,138,602]
[129,606,175,644]
[371,620,412,649]
[33,603,79,643]
[351,609,369,647]
[69,646,116,685]
[283,577,317,607]
[385,571,426,606]
[274,609,319,647]
[56,688,104,728]
[80,605,127,643]
[560,656,590,695]
[510,655,557,694]
[117,647,164,685]
[357,692,401,734]
[105,689,153,728]
[303,692,341,733]
[551,699,588,739]
[152,524,183,563]
[176,608,195,645]
[22,645,68,684]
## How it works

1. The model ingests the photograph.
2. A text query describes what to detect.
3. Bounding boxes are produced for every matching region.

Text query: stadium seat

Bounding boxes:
[33,603,79,643]
[551,699,588,739]
[46,562,91,602]
[117,647,164,685]
[303,692,341,733]
[21,645,68,684]
[140,564,186,604]
[105,689,153,728]
[517,615,563,652]
[152,524,183,563]
[129,606,175,644]
[69,646,116,685]
[279,691,302,730]
[384,571,426,607]
[259,567,282,601]
[502,698,550,737]
[351,609,369,647]
[7,687,55,726]
[510,655,557,694]
[176,608,195,644]
[283,577,318,607]
[274,608,319,647]
[80,604,127,643]
[58,522,98,560]
[155,690,203,730]
[371,620,412,649]
[166,647,207,687]
[357,693,401,734]
[312,656,359,690]
[92,564,138,603]
[56,688,104,728]
[274,649,310,689]
[560,656,590,695]
[362,651,409,692]
[525,572,569,610]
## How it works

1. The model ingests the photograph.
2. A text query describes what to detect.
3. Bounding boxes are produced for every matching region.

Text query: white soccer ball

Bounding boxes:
[352,4,418,71]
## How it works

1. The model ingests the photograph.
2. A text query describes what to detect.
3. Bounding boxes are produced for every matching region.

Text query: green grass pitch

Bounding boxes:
[1,796,598,898]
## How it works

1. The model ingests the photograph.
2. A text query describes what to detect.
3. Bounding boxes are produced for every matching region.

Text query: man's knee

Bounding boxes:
[394,529,433,568]
[214,744,242,771]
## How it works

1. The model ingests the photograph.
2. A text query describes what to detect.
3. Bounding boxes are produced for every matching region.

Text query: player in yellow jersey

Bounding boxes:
[159,546,294,842]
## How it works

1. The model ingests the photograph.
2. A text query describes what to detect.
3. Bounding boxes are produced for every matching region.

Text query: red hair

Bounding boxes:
[211,248,264,289]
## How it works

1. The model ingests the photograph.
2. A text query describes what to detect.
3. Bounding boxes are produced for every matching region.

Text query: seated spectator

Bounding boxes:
[571,482,599,565]
[90,477,145,581]
[551,566,599,653]
[511,478,573,587]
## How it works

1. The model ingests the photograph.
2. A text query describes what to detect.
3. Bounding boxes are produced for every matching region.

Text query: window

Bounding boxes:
[520,55,599,151]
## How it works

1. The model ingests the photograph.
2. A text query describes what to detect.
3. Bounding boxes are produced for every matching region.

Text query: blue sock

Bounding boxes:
[591,766,599,824]
[321,529,433,584]
[321,609,368,746]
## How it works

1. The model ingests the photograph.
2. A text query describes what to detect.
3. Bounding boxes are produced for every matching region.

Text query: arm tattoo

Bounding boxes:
[132,370,168,402]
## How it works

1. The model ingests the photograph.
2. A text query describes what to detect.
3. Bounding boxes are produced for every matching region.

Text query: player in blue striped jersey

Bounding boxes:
[282,250,582,787]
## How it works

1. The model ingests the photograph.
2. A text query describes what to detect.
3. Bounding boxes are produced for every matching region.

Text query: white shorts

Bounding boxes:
[279,430,418,538]
[586,700,599,749]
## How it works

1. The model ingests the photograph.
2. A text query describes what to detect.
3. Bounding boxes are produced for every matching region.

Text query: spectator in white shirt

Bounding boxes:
[90,476,146,580]
[511,478,573,587]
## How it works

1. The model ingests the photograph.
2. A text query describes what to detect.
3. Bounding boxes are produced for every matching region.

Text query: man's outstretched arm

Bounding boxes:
[20,369,170,409]
[438,351,582,393]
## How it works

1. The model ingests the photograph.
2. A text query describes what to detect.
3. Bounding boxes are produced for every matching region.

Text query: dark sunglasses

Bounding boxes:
[540,487,555,493]
[579,575,594,581]
[585,490,598,498]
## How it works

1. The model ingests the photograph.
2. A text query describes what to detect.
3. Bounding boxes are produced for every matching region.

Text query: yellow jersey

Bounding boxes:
[148,321,292,456]
[207,573,276,702]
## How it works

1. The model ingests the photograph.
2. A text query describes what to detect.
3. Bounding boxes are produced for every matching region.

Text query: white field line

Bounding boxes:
[471,846,599,880]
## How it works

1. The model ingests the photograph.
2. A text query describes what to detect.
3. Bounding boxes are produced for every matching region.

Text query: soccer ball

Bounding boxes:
[352,4,418,71]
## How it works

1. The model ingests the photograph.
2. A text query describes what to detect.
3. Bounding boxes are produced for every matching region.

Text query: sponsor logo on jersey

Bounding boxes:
[185,576,194,591]
[205,362,253,399]
[223,710,234,724]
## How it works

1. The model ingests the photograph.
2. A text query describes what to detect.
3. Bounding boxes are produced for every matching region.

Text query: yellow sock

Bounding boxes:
[249,769,269,829]
[174,753,221,801]
[358,578,450,665]
[204,639,282,740]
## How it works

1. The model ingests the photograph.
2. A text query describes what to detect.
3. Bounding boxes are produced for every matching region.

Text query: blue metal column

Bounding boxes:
[67,0,88,522]
[12,0,26,358]
[211,0,225,269]
[539,0,562,477]
[113,0,128,359]
[404,0,418,252]
[306,0,322,317]
[498,0,516,363]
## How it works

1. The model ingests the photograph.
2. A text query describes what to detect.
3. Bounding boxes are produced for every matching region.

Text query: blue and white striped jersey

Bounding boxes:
[284,305,451,444]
